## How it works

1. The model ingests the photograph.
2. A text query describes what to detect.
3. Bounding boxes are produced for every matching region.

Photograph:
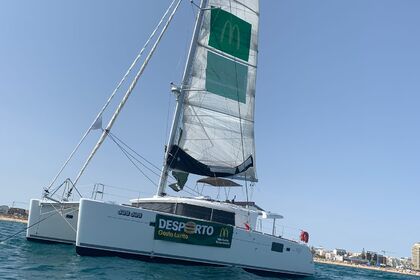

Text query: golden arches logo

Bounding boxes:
[184,221,196,234]
[219,227,230,239]
[220,20,241,50]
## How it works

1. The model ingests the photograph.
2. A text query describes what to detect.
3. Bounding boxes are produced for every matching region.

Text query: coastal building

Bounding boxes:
[387,257,402,268]
[399,257,412,269]
[7,207,27,217]
[314,247,327,258]
[333,249,347,256]
[325,252,334,260]
[413,243,420,271]
[377,254,386,266]
[334,255,344,262]
[0,205,9,214]
[349,256,369,265]
[366,251,377,262]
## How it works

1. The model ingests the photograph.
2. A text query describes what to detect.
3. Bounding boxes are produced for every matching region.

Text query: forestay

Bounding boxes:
[168,0,259,182]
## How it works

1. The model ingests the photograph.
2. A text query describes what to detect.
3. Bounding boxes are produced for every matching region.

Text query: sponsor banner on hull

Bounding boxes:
[154,214,233,248]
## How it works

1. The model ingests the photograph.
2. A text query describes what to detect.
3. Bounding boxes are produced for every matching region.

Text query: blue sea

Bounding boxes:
[0,221,418,280]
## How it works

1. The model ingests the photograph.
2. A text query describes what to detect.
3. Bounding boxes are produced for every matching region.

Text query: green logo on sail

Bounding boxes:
[209,8,251,61]
[206,51,248,103]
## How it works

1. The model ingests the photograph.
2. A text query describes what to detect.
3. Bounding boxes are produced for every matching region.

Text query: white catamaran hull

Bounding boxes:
[26,199,79,244]
[76,199,314,278]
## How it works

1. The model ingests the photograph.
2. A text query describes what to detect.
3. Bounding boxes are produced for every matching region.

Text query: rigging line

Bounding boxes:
[99,192,142,200]
[107,132,178,184]
[114,138,199,195]
[32,206,78,217]
[44,0,178,192]
[47,178,82,201]
[117,142,161,178]
[0,207,77,244]
[101,183,151,194]
[46,202,77,233]
[108,132,162,172]
[71,0,183,192]
[48,179,69,198]
[107,132,158,187]
[228,1,250,208]
[180,185,200,197]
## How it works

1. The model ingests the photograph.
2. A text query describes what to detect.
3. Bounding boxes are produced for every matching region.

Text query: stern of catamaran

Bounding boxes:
[26,199,79,244]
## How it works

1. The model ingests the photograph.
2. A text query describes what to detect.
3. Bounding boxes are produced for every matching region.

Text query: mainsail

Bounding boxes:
[167,0,259,183]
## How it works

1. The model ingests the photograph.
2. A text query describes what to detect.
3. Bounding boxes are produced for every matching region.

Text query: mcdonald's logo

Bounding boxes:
[219,227,230,239]
[220,20,241,51]
[208,8,251,61]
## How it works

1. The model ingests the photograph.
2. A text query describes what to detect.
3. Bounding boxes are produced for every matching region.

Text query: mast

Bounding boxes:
[156,0,208,196]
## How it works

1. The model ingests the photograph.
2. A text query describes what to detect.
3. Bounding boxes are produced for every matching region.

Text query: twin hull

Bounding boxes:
[76,199,314,277]
[26,199,78,244]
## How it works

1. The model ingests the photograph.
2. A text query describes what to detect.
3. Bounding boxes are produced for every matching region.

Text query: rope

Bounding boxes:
[107,132,158,187]
[107,131,200,197]
[0,205,81,244]
[71,0,183,192]
[107,131,194,188]
[108,132,162,173]
[44,0,179,192]
[225,0,251,208]
[46,203,78,233]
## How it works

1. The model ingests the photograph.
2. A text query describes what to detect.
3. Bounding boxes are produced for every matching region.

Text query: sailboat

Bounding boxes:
[74,0,314,277]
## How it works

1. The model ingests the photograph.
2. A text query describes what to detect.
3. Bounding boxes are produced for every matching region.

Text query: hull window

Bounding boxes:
[271,242,284,253]
[175,203,211,221]
[136,202,235,226]
[138,202,176,214]
[212,209,235,225]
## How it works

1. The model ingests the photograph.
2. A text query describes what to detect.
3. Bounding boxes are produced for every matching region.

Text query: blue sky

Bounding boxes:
[1,1,419,257]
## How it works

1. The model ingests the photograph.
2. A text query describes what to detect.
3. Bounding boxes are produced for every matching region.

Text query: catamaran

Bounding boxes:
[27,0,314,277]
[76,0,314,277]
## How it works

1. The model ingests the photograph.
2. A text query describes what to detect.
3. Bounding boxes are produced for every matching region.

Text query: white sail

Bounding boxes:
[168,0,259,182]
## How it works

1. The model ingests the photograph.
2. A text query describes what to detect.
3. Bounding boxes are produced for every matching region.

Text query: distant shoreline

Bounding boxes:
[315,258,420,278]
[0,215,28,224]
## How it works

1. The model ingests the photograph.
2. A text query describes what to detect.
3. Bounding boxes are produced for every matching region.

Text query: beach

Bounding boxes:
[0,214,27,224]
[314,257,420,278]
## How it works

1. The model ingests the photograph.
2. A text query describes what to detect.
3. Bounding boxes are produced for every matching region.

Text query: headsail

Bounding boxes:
[168,0,259,182]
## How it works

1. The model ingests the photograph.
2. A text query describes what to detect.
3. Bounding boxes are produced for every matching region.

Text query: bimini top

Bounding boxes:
[197,177,241,187]
[260,211,284,220]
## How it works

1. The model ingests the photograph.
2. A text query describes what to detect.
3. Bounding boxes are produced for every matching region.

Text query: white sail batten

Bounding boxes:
[168,0,259,182]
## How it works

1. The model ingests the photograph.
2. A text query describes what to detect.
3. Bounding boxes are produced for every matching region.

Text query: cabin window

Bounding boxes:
[212,209,235,226]
[137,202,235,226]
[175,203,211,220]
[138,202,175,214]
[271,242,284,253]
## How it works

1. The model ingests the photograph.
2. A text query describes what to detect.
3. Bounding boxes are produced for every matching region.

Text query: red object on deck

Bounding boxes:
[244,223,250,231]
[300,231,309,243]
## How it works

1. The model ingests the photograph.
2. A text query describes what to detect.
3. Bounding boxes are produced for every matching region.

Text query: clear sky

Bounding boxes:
[1,0,419,258]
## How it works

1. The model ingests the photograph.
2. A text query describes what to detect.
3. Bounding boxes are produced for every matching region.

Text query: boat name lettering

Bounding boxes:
[158,218,214,236]
[154,214,233,248]
[118,209,143,219]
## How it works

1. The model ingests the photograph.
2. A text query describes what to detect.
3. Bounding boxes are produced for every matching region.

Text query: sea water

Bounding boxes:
[0,221,417,280]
